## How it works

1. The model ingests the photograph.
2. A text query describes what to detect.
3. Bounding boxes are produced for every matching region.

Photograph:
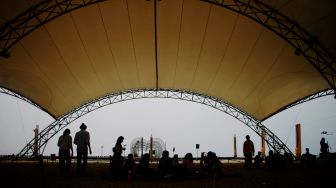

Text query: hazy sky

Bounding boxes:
[0,92,335,158]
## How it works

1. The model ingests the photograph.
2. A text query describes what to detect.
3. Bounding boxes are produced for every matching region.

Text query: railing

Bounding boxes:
[0,154,245,164]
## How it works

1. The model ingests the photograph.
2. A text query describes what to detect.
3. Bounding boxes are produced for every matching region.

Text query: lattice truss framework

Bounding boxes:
[0,87,43,110]
[264,89,336,121]
[0,0,106,57]
[0,0,335,158]
[3,87,333,158]
[16,88,298,158]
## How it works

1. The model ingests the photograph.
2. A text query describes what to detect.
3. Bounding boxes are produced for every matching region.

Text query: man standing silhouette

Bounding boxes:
[74,123,92,175]
[243,135,255,169]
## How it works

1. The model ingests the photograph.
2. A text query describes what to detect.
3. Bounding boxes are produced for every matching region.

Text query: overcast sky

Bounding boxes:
[0,92,335,158]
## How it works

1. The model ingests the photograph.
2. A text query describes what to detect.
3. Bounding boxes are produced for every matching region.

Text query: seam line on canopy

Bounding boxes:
[43,25,90,99]
[172,0,184,88]
[20,42,71,114]
[69,12,107,92]
[241,43,288,112]
[206,13,240,94]
[189,4,212,90]
[154,0,159,89]
[226,27,264,101]
[125,0,142,87]
[97,3,125,90]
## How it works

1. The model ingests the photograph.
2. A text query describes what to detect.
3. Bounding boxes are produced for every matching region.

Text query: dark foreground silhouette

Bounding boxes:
[0,159,334,188]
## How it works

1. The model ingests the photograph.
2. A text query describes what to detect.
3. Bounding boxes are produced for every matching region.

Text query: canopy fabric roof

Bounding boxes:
[0,0,335,121]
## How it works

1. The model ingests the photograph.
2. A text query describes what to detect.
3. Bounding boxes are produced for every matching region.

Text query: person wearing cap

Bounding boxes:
[74,123,92,175]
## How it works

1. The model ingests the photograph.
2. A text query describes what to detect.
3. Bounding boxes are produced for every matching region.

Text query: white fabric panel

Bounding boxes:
[0,0,334,120]
[127,0,156,88]
[157,0,183,88]
[99,0,141,89]
[173,0,211,89]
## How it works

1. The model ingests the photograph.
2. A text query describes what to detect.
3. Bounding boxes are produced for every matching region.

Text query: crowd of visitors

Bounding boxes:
[57,127,333,179]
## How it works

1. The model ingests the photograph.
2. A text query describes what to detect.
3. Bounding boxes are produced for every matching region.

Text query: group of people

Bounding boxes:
[242,134,277,170]
[57,125,331,177]
[56,123,225,179]
[243,135,331,170]
[300,137,330,167]
[107,137,223,180]
[57,123,91,176]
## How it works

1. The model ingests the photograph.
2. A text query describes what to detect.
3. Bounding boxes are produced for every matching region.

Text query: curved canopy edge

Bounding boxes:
[0,86,56,119]
[261,89,335,122]
[0,0,335,121]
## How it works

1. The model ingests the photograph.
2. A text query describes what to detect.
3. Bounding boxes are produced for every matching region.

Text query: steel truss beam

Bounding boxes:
[201,0,336,93]
[0,0,106,57]
[18,88,293,158]
[2,87,331,158]
[0,87,44,112]
[262,89,335,121]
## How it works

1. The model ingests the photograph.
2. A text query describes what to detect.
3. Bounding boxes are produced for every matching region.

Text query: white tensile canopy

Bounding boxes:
[0,0,335,122]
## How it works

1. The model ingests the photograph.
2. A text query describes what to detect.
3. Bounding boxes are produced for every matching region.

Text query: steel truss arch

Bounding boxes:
[0,86,55,118]
[0,0,106,57]
[262,89,335,121]
[1,0,334,157]
[18,88,293,158]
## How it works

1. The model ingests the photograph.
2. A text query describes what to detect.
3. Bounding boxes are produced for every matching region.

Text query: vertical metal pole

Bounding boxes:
[150,135,153,162]
[154,0,159,89]
[295,124,302,158]
[233,134,237,157]
[261,129,266,157]
[33,125,39,157]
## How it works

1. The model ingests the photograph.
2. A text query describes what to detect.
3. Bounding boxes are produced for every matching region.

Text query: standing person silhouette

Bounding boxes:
[320,137,329,163]
[113,136,124,157]
[243,135,255,169]
[74,123,92,175]
[111,136,125,179]
[57,128,73,176]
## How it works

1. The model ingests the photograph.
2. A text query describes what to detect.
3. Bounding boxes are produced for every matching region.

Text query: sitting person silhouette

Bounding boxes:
[254,151,264,168]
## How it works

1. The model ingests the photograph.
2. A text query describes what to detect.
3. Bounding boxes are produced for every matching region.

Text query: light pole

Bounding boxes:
[101,145,104,156]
